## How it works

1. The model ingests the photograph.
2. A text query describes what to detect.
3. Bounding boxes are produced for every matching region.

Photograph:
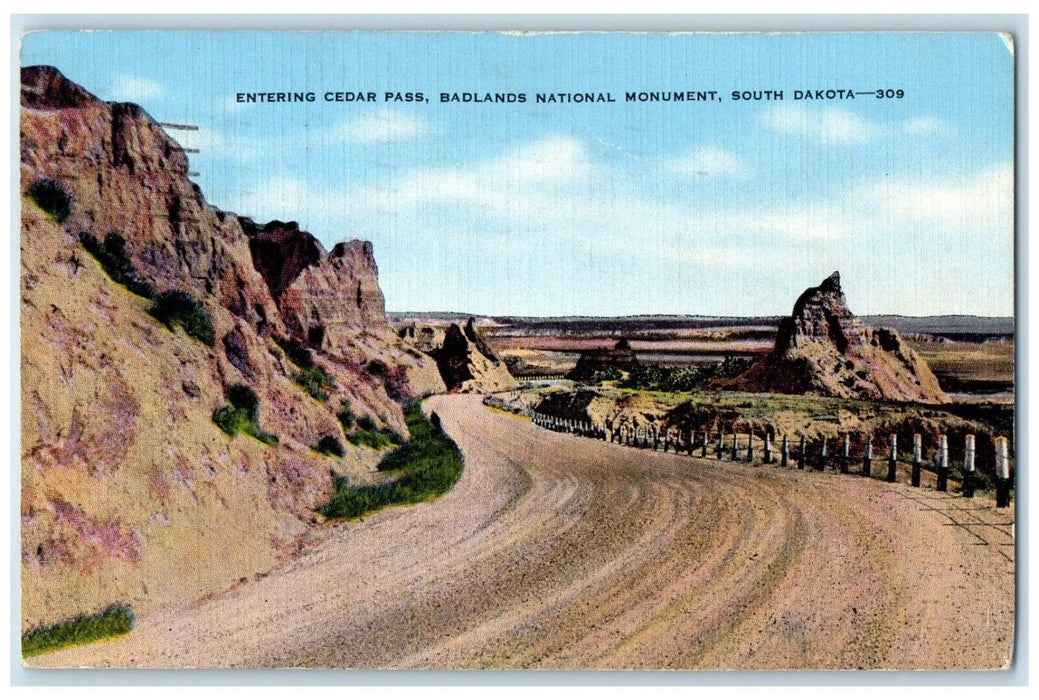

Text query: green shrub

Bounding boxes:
[225,384,259,420]
[274,336,314,369]
[149,290,215,346]
[274,336,335,401]
[28,178,72,223]
[22,605,134,658]
[349,426,399,450]
[319,405,463,520]
[622,357,755,393]
[212,386,277,446]
[213,404,251,435]
[295,366,335,402]
[344,413,400,450]
[80,232,155,298]
[312,434,345,458]
[337,405,356,431]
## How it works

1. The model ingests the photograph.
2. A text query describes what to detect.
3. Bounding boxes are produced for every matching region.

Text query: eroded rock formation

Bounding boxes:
[399,318,516,393]
[567,339,640,381]
[732,272,947,403]
[19,65,443,629]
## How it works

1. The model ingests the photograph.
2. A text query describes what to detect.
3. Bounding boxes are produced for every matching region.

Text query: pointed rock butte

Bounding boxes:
[731,272,947,403]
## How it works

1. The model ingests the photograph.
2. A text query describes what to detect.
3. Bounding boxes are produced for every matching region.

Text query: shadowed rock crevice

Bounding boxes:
[240,219,325,300]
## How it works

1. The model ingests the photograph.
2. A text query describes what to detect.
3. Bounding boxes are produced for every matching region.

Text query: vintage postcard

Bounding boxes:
[18,29,1015,670]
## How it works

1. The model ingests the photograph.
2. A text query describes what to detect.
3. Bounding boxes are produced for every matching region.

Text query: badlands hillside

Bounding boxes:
[19,65,446,630]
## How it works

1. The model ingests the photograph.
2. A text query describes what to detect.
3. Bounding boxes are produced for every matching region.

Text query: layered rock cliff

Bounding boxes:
[241,219,445,400]
[732,272,947,403]
[399,318,516,393]
[19,65,442,630]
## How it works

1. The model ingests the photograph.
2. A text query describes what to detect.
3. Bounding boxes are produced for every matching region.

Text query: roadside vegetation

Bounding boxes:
[349,414,401,450]
[319,404,463,520]
[336,405,400,450]
[620,357,754,393]
[22,605,134,658]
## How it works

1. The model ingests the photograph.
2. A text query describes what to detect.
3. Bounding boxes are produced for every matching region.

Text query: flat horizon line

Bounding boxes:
[386,311,1015,321]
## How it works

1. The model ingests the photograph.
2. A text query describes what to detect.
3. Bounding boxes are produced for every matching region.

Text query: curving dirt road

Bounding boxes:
[34,394,1015,669]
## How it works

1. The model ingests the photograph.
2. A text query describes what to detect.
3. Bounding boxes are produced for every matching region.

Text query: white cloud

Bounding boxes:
[853,163,1012,231]
[107,75,163,102]
[763,104,879,145]
[670,147,747,178]
[487,136,592,184]
[223,133,1011,312]
[902,117,954,137]
[764,106,959,145]
[387,135,595,216]
[339,109,431,143]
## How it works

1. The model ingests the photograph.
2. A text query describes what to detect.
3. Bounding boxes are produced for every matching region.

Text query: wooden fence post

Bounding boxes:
[797,435,806,470]
[887,434,898,483]
[747,434,755,463]
[863,435,873,477]
[764,434,772,464]
[701,431,709,458]
[840,434,850,474]
[731,432,739,461]
[781,435,789,468]
[816,438,827,472]
[963,434,976,498]
[716,432,724,460]
[995,436,1011,508]
[936,434,949,492]
[911,433,922,488]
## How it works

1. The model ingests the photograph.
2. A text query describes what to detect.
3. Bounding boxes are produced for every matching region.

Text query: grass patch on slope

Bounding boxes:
[22,605,134,658]
[27,178,72,223]
[149,290,215,346]
[80,232,155,299]
[318,404,463,520]
[212,384,279,445]
[348,414,401,450]
[274,336,336,402]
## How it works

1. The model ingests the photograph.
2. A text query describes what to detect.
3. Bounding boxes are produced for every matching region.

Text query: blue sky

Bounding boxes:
[21,31,1014,316]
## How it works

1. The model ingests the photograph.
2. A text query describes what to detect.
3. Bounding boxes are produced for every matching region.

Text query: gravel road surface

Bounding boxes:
[34,394,1015,669]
